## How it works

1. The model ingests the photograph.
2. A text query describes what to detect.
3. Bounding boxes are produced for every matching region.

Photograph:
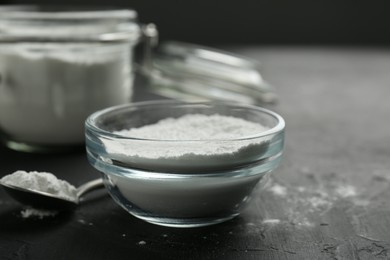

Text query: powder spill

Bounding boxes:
[78,219,87,225]
[335,184,357,198]
[20,208,57,219]
[268,184,287,196]
[264,178,361,228]
[307,196,332,209]
[1,170,77,202]
[77,219,93,226]
[262,219,281,225]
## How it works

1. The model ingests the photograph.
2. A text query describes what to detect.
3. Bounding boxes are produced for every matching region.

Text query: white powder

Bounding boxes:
[20,208,57,219]
[77,219,93,225]
[335,184,357,198]
[0,43,133,145]
[262,219,281,224]
[107,114,270,172]
[1,170,77,202]
[116,114,269,141]
[307,196,332,209]
[265,178,361,228]
[102,114,273,220]
[268,183,287,196]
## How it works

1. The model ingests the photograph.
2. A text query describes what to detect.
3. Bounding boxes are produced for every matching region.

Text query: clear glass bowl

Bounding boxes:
[85,101,285,228]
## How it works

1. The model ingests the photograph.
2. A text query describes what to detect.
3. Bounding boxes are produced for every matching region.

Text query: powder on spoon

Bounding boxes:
[1,170,77,202]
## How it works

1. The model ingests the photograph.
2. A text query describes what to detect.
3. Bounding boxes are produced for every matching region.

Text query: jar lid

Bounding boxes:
[0,6,137,20]
[0,6,140,43]
[141,40,277,104]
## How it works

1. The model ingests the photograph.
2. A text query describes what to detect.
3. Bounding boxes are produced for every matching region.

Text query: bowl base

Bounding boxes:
[129,212,239,228]
[106,183,242,228]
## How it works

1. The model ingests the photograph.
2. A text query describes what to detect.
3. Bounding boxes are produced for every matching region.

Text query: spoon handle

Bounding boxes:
[76,178,104,198]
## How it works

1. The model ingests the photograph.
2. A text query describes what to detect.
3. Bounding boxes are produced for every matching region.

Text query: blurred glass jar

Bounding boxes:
[0,6,140,152]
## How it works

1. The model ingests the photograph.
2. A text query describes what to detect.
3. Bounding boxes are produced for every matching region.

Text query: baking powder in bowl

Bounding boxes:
[104,114,273,219]
[86,104,285,226]
[115,113,268,142]
[107,114,271,172]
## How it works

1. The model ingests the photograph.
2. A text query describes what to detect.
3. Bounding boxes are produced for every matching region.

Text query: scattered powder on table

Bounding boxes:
[1,170,77,202]
[268,183,287,196]
[335,184,357,198]
[263,179,361,227]
[21,208,57,219]
[113,114,269,158]
[77,219,94,226]
[262,219,281,225]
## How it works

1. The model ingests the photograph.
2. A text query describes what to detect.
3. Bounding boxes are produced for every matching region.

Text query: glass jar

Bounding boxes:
[0,6,140,152]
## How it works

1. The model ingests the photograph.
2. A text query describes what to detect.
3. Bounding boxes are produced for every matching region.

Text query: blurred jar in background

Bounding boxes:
[0,6,140,152]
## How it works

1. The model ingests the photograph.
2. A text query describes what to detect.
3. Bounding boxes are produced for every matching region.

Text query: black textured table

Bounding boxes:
[1,47,390,260]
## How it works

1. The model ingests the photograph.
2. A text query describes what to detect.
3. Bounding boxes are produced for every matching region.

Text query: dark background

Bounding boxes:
[1,0,390,46]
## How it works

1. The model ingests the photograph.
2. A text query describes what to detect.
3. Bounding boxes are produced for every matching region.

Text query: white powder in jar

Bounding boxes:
[107,114,271,172]
[1,170,77,202]
[0,42,133,145]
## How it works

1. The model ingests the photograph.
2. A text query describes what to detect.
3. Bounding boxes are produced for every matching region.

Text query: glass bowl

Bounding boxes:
[85,100,285,228]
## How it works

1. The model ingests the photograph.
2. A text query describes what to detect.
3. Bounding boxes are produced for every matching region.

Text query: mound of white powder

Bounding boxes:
[1,170,77,202]
[115,114,269,141]
[105,114,272,172]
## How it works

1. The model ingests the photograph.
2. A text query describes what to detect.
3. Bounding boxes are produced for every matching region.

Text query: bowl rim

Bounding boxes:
[85,100,285,142]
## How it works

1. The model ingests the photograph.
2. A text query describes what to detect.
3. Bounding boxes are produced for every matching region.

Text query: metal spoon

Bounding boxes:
[0,178,104,211]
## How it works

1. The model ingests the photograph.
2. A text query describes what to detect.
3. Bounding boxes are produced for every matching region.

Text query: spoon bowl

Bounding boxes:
[1,178,104,211]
